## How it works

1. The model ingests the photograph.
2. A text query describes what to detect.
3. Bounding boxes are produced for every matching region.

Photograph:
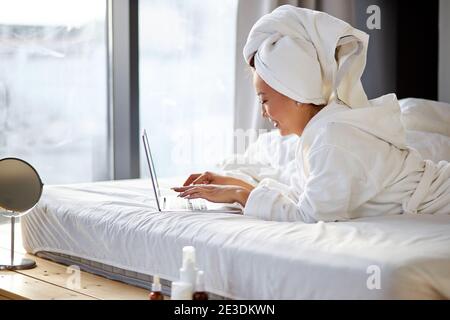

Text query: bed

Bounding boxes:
[21,177,450,300]
[21,98,450,299]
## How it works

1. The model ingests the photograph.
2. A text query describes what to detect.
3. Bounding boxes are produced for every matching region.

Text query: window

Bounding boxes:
[139,0,238,178]
[0,0,108,184]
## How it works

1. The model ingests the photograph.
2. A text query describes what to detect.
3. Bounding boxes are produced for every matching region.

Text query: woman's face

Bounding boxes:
[253,72,320,136]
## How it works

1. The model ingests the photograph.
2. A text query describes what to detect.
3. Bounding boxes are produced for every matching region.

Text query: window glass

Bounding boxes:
[139,0,237,178]
[0,0,108,184]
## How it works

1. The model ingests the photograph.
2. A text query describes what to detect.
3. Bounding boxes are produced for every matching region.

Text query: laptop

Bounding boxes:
[142,130,242,213]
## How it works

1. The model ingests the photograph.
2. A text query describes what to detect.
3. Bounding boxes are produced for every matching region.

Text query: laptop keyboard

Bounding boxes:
[186,199,208,211]
[166,197,208,211]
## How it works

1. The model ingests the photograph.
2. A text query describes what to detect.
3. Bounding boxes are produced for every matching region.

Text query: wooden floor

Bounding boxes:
[0,221,157,300]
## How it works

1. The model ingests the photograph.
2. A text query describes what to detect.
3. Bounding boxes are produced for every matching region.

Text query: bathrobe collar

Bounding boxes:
[301,93,408,150]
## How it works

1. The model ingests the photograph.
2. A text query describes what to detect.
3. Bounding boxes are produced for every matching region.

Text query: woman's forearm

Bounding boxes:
[227,177,255,191]
[234,188,251,207]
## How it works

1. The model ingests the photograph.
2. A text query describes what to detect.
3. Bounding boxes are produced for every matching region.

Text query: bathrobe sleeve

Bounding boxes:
[244,145,378,222]
[222,164,297,187]
[219,132,299,186]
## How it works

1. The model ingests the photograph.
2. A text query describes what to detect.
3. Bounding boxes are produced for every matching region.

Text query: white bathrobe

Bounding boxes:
[243,95,450,222]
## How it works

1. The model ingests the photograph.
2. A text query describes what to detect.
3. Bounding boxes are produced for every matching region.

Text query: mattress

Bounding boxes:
[22,179,450,299]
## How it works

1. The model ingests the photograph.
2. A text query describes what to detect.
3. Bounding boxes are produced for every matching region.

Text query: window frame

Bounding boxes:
[107,0,140,180]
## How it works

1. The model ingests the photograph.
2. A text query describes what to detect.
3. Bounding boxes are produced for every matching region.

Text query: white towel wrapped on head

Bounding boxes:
[243,5,370,108]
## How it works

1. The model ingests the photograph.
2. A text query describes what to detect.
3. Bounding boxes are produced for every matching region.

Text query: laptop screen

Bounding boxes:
[142,130,162,212]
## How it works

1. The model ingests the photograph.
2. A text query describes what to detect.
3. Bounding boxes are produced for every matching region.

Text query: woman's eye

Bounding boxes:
[260,101,269,117]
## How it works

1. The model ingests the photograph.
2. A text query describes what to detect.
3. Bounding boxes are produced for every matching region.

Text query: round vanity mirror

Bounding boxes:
[0,157,43,270]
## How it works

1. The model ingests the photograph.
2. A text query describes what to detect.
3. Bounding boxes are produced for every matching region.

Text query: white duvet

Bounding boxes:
[22,178,450,299]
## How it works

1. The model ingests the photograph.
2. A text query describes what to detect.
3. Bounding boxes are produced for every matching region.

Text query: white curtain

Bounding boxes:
[233,0,356,135]
[439,0,450,103]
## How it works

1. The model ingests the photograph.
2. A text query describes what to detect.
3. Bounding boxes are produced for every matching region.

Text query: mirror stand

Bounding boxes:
[0,214,36,270]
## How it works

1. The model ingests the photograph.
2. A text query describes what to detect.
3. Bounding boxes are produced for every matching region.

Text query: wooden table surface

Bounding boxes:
[0,221,155,300]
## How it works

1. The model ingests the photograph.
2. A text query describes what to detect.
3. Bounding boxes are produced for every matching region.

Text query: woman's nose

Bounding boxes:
[261,104,268,118]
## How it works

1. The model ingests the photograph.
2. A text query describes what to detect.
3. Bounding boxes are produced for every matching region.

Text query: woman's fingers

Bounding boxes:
[173,184,220,201]
[172,183,213,192]
[191,174,209,185]
[172,185,239,204]
[183,173,201,186]
[179,186,206,198]
[172,185,196,192]
[185,193,202,199]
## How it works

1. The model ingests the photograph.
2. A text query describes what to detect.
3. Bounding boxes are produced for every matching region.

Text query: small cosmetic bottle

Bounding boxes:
[171,281,193,300]
[192,270,208,300]
[149,275,164,300]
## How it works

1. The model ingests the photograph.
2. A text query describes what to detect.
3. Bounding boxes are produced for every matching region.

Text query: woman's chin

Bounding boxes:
[278,127,298,136]
[278,127,290,136]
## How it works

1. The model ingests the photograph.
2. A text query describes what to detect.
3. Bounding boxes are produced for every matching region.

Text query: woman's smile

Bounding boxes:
[268,117,280,128]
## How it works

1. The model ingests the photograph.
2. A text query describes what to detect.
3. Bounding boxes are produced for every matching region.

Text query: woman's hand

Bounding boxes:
[182,171,255,191]
[172,184,251,207]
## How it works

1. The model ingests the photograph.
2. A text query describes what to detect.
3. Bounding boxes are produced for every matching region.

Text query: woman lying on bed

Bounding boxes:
[173,5,450,222]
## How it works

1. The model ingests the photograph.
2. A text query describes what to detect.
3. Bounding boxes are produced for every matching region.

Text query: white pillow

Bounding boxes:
[399,98,450,137]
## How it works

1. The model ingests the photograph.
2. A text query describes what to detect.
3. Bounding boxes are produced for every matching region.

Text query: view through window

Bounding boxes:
[0,0,108,184]
[139,0,238,178]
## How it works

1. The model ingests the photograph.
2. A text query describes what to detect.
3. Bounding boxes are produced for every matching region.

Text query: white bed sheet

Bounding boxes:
[21,179,450,299]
